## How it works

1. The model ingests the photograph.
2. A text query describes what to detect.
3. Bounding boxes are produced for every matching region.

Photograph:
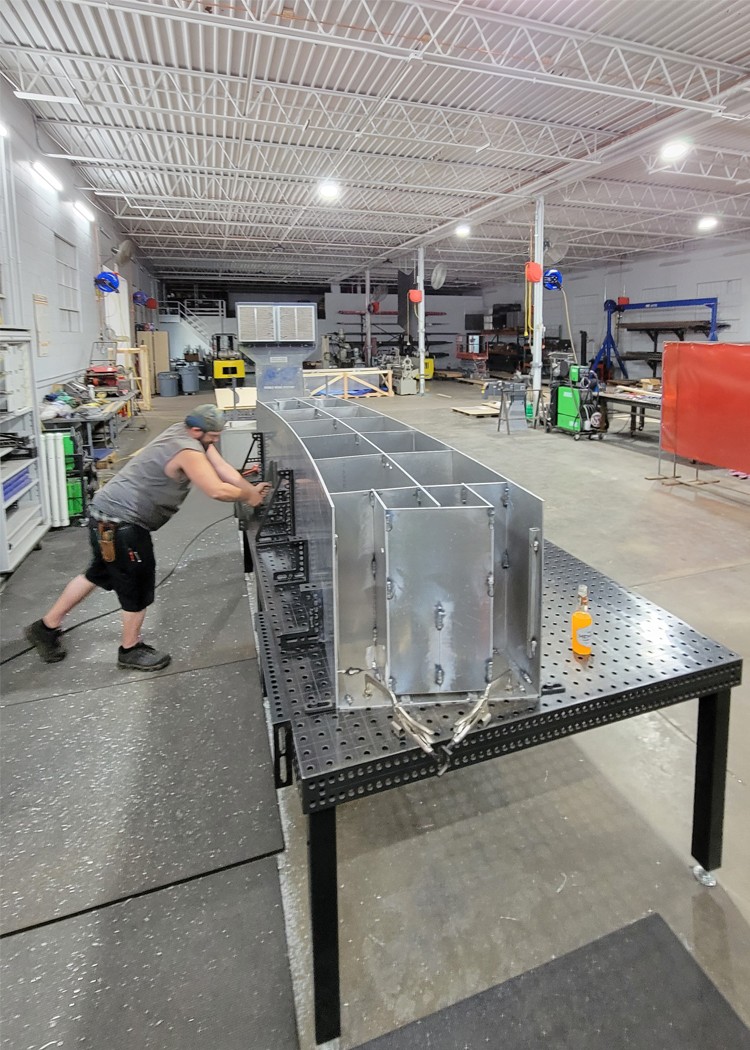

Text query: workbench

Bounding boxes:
[597,389,662,437]
[249,532,742,1045]
[43,392,137,459]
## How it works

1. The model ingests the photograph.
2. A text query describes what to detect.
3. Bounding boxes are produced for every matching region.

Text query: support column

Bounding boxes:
[309,806,340,1043]
[416,246,426,395]
[531,196,545,410]
[364,268,372,366]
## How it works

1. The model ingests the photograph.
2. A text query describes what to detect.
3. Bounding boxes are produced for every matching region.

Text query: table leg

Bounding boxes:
[630,406,637,436]
[309,806,340,1044]
[691,689,731,872]
[242,528,253,573]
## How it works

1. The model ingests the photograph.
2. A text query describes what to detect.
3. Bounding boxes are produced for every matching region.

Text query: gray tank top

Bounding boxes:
[91,422,206,531]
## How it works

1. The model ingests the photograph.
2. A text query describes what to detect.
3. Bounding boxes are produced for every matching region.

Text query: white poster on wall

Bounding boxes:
[32,293,50,356]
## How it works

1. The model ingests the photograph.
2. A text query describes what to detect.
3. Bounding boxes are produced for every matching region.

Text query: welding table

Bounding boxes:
[597,389,662,437]
[250,535,742,1045]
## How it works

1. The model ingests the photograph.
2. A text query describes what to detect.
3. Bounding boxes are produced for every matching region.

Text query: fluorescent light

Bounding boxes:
[32,160,63,192]
[14,90,79,104]
[660,139,691,162]
[455,223,471,238]
[318,179,341,200]
[74,200,96,222]
[0,123,8,137]
[697,215,719,232]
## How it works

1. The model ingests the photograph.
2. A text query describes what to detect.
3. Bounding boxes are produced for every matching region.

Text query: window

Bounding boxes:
[55,234,81,332]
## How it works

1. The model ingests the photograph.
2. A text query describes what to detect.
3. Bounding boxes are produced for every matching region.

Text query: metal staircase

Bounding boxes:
[158,299,225,349]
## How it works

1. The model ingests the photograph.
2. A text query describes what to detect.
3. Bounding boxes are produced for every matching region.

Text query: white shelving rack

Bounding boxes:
[0,327,49,573]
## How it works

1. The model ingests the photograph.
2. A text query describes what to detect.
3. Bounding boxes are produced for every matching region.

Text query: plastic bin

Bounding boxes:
[158,371,179,397]
[179,363,200,394]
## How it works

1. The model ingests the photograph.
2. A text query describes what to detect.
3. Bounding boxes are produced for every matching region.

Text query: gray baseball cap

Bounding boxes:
[185,404,226,432]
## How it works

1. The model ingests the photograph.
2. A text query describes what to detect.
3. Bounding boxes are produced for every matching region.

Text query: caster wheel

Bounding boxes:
[34,543,43,551]
[598,433,604,441]
[574,433,581,442]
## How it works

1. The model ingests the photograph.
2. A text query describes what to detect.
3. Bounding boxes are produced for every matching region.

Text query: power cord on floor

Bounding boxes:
[1,514,234,666]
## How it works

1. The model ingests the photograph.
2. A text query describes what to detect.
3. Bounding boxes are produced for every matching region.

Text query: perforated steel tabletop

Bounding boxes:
[255,540,741,814]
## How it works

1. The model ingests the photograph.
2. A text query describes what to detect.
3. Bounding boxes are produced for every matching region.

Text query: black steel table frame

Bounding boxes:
[303,688,732,1044]
[250,532,740,1046]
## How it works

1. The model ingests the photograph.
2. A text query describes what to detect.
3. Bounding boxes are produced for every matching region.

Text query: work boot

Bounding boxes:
[118,642,171,672]
[25,619,66,663]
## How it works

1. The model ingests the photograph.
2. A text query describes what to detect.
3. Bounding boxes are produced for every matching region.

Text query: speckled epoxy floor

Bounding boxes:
[2,385,749,1050]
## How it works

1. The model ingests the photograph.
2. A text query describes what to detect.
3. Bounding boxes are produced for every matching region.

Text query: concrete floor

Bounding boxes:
[2,383,749,1049]
[276,381,750,1048]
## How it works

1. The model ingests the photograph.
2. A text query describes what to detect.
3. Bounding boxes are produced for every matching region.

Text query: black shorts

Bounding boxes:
[85,520,156,613]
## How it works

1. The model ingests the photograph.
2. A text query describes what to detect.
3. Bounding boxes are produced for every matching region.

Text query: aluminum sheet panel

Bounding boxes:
[376,499,494,695]
[316,454,416,493]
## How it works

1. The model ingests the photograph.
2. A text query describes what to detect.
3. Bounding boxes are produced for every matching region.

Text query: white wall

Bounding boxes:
[0,83,157,393]
[536,243,750,374]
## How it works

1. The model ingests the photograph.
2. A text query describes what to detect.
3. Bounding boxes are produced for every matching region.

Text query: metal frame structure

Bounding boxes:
[3,2,750,289]
[253,398,544,727]
[592,297,720,378]
[245,422,742,1045]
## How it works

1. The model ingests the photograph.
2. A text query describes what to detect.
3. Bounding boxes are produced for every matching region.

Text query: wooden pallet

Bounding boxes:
[433,370,463,380]
[452,404,500,418]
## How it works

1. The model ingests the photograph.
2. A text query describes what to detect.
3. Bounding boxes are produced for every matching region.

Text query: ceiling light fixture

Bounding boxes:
[697,216,719,232]
[74,200,96,222]
[318,180,341,200]
[659,139,691,163]
[0,123,8,137]
[14,90,80,104]
[455,223,471,238]
[32,160,63,192]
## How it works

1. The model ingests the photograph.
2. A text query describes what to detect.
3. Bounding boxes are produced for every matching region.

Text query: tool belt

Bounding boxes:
[97,521,117,563]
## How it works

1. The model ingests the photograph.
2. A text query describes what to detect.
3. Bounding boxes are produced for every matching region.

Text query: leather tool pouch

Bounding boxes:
[97,522,117,563]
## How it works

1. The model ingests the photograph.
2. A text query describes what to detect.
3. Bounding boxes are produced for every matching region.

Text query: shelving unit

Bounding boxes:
[0,327,49,573]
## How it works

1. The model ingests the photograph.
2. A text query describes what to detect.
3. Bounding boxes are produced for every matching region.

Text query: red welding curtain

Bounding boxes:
[661,342,750,474]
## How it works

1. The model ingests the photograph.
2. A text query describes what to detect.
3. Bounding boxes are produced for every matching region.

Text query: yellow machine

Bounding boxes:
[213,358,245,383]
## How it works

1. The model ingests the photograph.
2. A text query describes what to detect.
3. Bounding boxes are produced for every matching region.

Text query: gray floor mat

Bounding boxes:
[353,914,750,1050]
[1,859,299,1050]
[1,661,282,933]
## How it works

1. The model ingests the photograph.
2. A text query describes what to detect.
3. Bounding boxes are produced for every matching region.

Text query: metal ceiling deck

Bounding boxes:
[2,0,749,288]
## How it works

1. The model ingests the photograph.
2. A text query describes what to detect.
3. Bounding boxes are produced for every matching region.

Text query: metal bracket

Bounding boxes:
[256,467,296,544]
[271,538,309,587]
[527,528,542,659]
[273,720,294,788]
[279,586,323,652]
